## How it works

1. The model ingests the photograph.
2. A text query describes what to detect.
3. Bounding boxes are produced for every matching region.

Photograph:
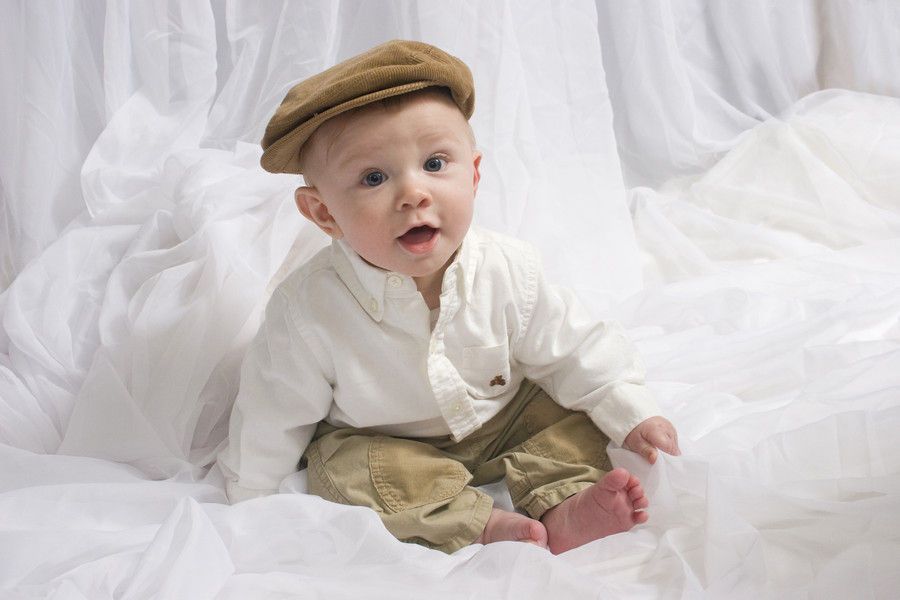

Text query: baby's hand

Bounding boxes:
[623,416,681,464]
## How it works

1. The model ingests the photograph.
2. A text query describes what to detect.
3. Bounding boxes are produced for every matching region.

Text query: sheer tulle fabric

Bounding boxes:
[1,2,899,597]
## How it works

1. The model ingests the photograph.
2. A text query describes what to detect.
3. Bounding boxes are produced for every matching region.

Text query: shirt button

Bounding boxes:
[369,299,379,312]
[453,403,462,413]
[387,275,402,288]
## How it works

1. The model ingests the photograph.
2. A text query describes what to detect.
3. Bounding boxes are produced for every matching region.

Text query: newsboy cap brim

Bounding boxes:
[260,40,475,174]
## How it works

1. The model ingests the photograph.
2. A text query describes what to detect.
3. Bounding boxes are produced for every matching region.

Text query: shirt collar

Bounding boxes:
[331,227,480,322]
[457,226,479,304]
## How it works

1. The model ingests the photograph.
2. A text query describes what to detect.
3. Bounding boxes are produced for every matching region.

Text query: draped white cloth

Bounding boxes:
[2,1,899,598]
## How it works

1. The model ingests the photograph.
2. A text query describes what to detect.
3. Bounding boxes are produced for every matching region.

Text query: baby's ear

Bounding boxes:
[472,151,482,192]
[295,187,343,239]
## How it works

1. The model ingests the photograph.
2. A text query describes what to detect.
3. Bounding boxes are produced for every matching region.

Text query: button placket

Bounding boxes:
[424,263,480,439]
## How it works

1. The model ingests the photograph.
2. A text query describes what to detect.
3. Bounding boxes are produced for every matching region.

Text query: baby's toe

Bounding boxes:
[627,484,645,501]
[625,472,641,489]
[602,468,631,491]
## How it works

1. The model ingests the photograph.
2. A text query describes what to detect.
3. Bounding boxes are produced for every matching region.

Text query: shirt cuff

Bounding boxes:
[586,382,661,446]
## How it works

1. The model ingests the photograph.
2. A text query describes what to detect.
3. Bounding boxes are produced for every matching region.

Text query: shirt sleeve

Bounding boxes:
[512,254,661,446]
[216,287,332,503]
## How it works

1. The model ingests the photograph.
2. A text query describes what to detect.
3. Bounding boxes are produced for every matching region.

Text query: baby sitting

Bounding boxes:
[217,40,680,554]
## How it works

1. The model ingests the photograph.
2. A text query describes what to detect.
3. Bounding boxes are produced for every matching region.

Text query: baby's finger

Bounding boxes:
[633,438,658,464]
[670,430,681,456]
[647,427,679,455]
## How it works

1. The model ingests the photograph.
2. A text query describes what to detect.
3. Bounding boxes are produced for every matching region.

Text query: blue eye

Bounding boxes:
[424,157,445,172]
[363,171,385,187]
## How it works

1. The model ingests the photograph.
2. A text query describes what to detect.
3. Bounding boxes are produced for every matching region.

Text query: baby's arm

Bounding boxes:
[217,288,332,503]
[512,249,665,448]
[622,416,680,463]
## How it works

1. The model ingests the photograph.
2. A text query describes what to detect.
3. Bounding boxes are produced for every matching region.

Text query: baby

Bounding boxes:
[217,40,680,554]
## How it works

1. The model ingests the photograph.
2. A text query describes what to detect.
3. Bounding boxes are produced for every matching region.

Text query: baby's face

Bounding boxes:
[299,93,481,280]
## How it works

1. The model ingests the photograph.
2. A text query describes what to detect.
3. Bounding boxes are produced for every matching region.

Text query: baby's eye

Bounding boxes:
[423,157,445,172]
[362,171,386,187]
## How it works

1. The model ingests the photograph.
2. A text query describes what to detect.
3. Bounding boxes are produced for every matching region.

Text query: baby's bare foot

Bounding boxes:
[476,508,548,549]
[541,468,649,554]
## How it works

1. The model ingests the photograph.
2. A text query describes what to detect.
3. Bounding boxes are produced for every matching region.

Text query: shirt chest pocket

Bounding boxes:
[458,344,512,399]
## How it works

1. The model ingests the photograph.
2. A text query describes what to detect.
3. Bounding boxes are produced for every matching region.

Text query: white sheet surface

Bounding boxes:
[2,2,899,598]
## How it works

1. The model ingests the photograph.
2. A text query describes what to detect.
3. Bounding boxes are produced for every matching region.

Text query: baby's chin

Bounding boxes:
[393,253,458,281]
[356,253,441,278]
[356,240,462,279]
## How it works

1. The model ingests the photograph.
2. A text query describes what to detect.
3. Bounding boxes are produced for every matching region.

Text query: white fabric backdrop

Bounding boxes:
[597,0,900,187]
[1,1,899,598]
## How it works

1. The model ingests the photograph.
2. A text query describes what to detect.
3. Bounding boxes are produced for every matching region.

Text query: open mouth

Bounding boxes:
[397,225,439,254]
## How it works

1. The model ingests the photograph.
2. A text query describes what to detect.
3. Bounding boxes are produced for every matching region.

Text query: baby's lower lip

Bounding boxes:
[397,226,439,254]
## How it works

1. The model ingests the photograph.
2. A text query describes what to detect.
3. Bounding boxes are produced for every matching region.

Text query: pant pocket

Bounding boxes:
[520,393,611,470]
[369,436,472,513]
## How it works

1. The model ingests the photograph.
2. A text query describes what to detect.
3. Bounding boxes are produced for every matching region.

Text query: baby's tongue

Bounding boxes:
[400,226,435,244]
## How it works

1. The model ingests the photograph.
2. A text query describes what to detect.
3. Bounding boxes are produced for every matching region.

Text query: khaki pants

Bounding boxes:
[302,381,612,553]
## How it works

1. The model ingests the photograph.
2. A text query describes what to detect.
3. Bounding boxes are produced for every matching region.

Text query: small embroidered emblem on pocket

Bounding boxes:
[490,375,506,387]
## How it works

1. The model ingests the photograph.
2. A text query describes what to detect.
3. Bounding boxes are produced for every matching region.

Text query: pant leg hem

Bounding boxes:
[518,481,594,521]
[434,490,494,554]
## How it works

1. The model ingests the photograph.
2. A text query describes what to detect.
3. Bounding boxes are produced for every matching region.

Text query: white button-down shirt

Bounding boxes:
[218,227,660,502]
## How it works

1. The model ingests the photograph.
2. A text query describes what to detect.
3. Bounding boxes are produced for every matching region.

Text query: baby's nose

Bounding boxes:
[396,177,432,209]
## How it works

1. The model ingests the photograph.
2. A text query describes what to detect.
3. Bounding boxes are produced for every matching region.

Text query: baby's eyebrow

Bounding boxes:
[325,127,464,168]
[327,144,380,170]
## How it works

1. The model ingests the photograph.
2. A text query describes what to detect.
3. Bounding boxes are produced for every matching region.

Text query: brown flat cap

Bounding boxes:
[260,39,475,174]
